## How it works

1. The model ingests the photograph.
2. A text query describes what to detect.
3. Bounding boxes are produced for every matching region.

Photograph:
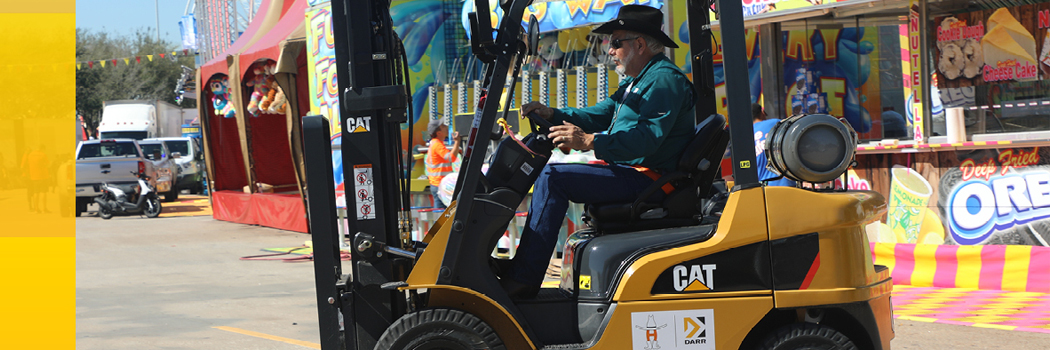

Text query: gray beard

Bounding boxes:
[614,49,637,78]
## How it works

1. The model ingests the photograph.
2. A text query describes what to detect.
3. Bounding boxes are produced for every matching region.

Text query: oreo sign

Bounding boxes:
[948,171,1050,245]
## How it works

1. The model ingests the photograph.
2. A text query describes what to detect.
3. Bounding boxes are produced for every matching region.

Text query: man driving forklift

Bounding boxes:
[506,5,700,299]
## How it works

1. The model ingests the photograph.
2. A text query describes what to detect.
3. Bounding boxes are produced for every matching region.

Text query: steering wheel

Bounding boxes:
[523,112,572,154]
[524,111,554,134]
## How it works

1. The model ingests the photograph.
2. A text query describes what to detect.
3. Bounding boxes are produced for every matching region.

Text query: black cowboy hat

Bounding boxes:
[592,5,678,49]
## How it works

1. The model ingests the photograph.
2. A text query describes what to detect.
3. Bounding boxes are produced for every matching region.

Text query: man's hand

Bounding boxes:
[521,101,554,120]
[548,122,594,153]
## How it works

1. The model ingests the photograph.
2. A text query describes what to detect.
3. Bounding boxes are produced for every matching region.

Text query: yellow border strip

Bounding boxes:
[213,326,320,349]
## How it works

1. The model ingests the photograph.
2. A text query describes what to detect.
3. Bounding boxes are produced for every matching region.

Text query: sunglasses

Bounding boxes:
[609,37,639,49]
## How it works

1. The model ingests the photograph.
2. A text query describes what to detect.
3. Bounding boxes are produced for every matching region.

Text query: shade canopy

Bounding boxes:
[238,0,308,77]
[199,0,288,81]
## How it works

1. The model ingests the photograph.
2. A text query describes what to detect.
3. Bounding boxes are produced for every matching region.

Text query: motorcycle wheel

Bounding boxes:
[99,205,113,220]
[144,196,162,218]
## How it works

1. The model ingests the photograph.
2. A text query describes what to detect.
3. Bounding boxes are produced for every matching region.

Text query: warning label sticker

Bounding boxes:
[631,309,715,350]
[353,165,376,220]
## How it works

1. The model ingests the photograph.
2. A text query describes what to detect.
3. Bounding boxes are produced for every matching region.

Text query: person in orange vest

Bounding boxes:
[425,119,460,208]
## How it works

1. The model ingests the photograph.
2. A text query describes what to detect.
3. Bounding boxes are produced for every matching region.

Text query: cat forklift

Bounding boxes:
[302,0,894,349]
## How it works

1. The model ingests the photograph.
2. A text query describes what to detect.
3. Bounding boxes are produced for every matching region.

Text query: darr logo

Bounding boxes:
[347,116,372,133]
[673,264,717,292]
[683,316,708,344]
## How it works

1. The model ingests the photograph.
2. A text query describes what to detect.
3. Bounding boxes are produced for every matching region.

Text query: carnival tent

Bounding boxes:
[205,0,311,233]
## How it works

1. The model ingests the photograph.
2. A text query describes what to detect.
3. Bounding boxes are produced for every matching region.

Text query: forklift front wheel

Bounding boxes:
[377,308,506,350]
[758,323,858,350]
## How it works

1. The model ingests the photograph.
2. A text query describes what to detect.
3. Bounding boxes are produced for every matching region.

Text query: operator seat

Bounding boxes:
[584,114,730,234]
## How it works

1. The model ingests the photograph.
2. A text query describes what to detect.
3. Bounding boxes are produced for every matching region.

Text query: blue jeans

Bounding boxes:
[506,163,663,287]
[430,184,447,209]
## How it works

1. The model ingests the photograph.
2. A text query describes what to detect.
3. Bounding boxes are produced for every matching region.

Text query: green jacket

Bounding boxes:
[551,53,695,172]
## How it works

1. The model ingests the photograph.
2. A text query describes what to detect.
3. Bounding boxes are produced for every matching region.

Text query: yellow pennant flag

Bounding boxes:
[100,60,106,68]
[124,58,130,65]
[171,51,176,57]
[76,63,81,70]
[147,55,153,62]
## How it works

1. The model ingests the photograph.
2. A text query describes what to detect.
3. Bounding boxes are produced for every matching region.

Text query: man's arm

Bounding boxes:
[550,93,619,133]
[448,131,461,161]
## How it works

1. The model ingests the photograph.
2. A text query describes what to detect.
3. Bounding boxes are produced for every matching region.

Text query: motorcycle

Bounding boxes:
[94,171,162,219]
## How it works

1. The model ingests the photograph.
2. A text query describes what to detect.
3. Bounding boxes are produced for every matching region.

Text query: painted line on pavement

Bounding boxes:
[213,326,320,349]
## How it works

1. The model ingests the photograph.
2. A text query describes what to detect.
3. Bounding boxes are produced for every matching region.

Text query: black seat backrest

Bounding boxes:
[661,114,729,217]
[584,114,730,233]
[678,114,728,174]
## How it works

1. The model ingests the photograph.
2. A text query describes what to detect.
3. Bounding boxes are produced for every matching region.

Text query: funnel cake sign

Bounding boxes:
[934,5,1050,87]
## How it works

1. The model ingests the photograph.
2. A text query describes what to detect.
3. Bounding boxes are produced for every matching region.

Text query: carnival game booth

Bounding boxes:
[198,0,310,232]
[221,0,310,233]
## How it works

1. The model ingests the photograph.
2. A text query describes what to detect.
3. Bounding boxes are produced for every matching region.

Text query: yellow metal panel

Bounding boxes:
[766,188,887,293]
[765,187,887,241]
[805,227,875,290]
[406,204,456,286]
[614,188,768,301]
[588,296,773,349]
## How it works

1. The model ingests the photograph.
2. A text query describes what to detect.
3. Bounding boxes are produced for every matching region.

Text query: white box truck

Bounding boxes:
[97,100,188,140]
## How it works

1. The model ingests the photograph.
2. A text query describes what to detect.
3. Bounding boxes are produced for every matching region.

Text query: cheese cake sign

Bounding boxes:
[935,5,1049,87]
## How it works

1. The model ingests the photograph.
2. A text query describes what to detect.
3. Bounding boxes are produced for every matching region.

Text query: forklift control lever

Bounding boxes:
[353,232,420,261]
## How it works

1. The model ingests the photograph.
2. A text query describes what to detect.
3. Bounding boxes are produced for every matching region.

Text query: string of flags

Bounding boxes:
[76,49,195,70]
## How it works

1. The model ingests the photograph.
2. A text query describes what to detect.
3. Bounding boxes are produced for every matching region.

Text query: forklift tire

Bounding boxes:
[759,323,858,350]
[377,308,506,350]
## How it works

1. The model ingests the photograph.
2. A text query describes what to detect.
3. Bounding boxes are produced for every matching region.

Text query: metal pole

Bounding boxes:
[716,0,760,189]
[156,0,161,42]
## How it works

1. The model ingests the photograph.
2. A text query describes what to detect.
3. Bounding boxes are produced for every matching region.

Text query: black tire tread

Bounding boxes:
[144,197,162,218]
[759,323,858,350]
[377,308,506,350]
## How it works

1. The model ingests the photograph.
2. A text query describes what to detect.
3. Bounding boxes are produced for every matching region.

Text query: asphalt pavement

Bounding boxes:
[77,214,322,349]
[77,214,1050,349]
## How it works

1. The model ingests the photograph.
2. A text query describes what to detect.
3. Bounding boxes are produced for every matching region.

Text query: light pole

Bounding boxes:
[156,0,161,42]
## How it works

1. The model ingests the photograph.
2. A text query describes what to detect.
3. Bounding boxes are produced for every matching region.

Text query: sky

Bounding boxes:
[76,0,198,47]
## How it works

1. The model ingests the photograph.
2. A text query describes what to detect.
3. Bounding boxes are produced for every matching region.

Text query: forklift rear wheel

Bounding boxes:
[377,308,506,350]
[759,323,858,350]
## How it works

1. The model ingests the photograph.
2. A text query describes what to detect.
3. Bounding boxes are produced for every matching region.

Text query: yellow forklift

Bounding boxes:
[301,0,894,349]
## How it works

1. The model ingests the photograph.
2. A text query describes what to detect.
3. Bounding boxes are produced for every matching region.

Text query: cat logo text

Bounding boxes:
[672,264,717,292]
[347,116,372,133]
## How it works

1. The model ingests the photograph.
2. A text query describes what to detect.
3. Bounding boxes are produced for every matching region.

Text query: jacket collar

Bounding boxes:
[621,53,669,86]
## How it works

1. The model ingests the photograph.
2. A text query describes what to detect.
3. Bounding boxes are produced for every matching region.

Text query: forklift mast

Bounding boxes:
[305,0,759,349]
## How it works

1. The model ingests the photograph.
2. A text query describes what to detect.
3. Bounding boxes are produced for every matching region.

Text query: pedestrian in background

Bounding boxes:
[21,145,50,213]
[752,104,795,187]
[424,119,460,208]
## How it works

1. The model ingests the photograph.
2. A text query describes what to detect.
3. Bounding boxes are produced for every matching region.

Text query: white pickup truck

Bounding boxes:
[75,139,157,216]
